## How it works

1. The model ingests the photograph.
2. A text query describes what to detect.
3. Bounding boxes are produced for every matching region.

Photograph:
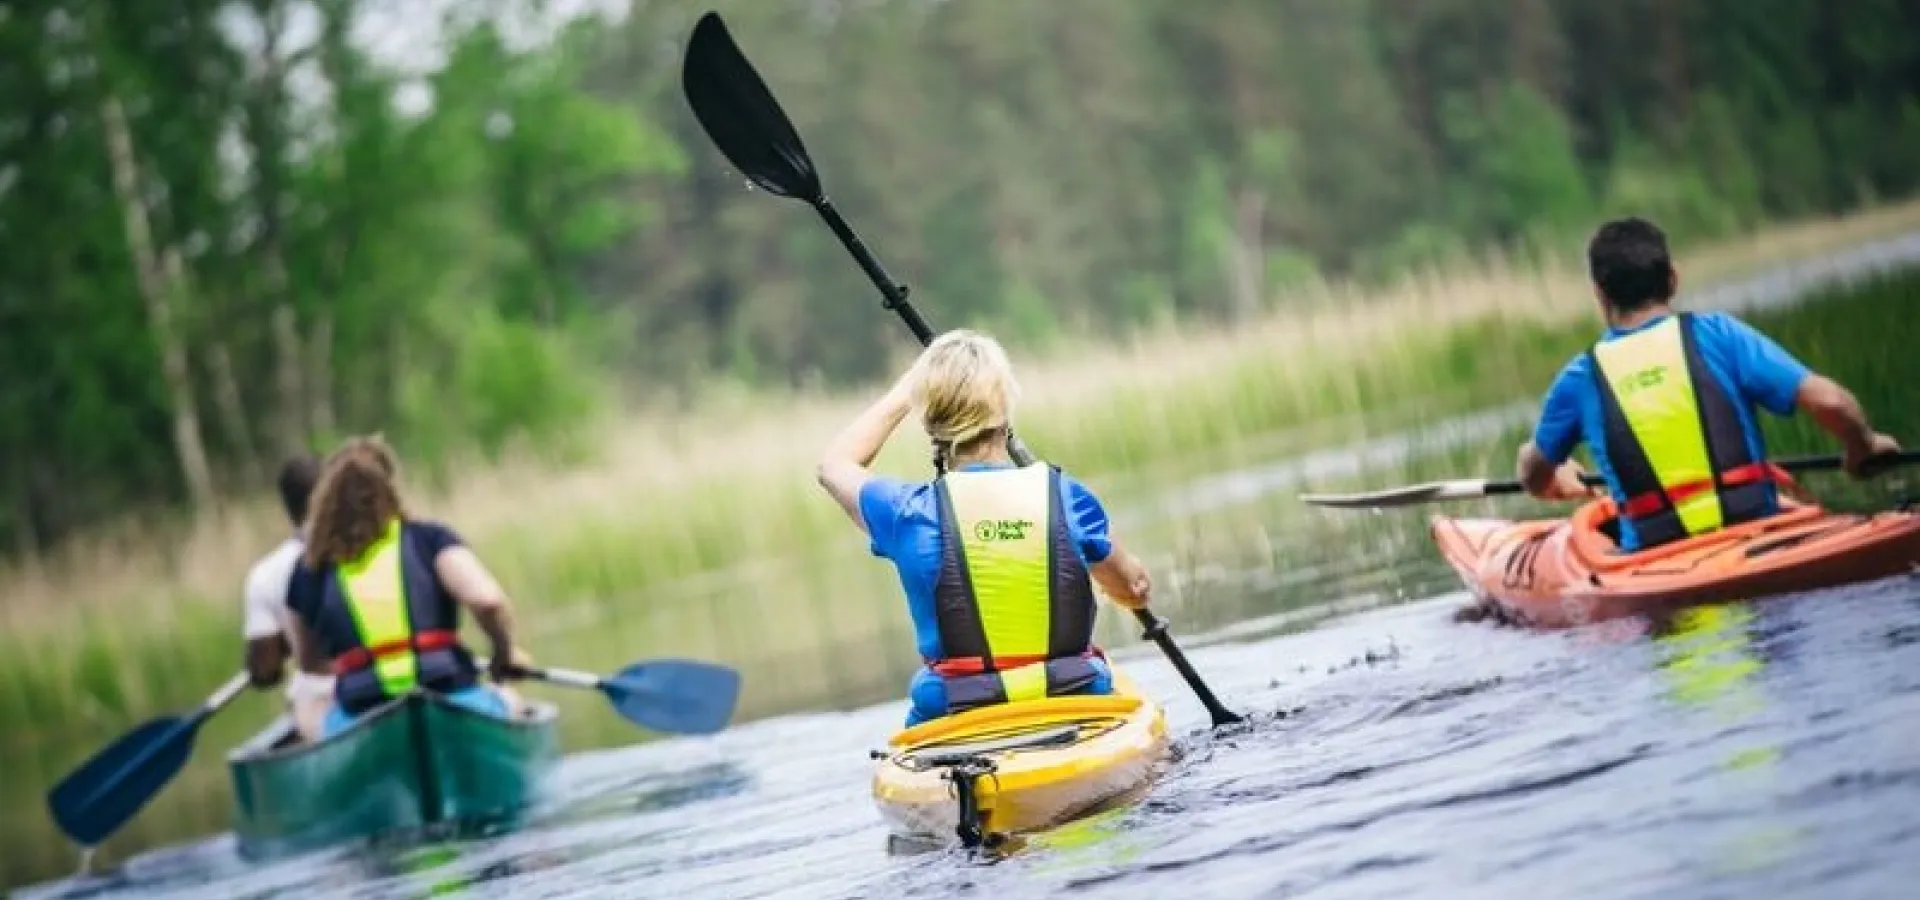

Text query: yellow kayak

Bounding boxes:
[869,665,1170,848]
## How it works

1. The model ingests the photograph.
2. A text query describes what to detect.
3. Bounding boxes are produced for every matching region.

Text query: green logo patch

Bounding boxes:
[972,519,1035,541]
[1613,364,1669,397]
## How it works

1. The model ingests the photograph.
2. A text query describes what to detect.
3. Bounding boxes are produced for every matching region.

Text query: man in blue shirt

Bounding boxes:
[1517,217,1900,551]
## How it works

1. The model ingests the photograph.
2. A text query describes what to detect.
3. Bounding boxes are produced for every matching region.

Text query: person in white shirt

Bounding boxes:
[242,455,331,742]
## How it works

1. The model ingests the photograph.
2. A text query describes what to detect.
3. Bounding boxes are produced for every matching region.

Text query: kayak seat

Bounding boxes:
[1597,515,1623,550]
[889,694,1142,748]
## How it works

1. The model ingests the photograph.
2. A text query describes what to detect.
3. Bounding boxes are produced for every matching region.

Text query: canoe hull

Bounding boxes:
[870,666,1169,844]
[1431,498,1920,628]
[226,690,560,860]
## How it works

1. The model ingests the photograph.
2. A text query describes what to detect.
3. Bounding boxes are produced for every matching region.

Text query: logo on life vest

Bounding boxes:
[1613,364,1669,398]
[973,519,1035,541]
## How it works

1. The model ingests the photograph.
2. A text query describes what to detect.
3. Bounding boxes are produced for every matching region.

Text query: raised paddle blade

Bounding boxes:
[1299,479,1512,509]
[682,12,822,202]
[46,716,197,846]
[601,659,743,736]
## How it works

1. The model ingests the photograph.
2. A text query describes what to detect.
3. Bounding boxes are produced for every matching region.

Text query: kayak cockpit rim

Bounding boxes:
[225,690,560,765]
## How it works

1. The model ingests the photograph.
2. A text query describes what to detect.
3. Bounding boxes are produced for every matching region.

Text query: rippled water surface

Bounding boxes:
[18,570,1920,899]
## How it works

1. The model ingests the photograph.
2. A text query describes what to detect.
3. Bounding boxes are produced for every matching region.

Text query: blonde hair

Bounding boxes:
[910,329,1021,472]
[304,434,408,568]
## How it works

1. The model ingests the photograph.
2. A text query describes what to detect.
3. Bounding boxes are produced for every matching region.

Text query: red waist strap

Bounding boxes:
[930,646,1105,677]
[1620,462,1785,520]
[331,629,460,676]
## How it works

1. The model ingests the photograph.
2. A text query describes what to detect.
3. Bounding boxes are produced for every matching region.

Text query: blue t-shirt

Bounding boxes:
[859,463,1114,663]
[1531,311,1811,550]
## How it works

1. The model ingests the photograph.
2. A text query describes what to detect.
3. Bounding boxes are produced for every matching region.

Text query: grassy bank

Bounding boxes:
[3,208,1920,888]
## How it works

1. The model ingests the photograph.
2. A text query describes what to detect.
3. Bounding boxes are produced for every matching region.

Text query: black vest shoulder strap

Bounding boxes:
[931,476,993,662]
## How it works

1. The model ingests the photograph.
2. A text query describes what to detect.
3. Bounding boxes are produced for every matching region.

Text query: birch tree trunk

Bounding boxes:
[99,93,217,509]
[1226,187,1266,322]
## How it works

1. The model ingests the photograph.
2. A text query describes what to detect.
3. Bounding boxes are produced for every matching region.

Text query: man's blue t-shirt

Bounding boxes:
[1531,311,1811,551]
[859,462,1115,724]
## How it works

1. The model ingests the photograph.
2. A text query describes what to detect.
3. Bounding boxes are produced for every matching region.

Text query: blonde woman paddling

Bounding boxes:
[283,436,531,739]
[817,329,1155,726]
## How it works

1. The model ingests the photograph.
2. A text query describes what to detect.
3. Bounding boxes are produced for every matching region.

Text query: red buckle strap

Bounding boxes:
[331,629,460,676]
[930,647,1101,677]
[1620,462,1781,520]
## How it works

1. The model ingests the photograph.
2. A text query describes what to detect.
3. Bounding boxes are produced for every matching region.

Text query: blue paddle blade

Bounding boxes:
[601,660,743,735]
[47,715,199,846]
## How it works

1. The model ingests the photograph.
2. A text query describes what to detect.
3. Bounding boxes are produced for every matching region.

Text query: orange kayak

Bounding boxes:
[1430,498,1920,627]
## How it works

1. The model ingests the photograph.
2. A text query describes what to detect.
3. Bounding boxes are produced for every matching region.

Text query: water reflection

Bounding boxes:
[1647,602,1801,878]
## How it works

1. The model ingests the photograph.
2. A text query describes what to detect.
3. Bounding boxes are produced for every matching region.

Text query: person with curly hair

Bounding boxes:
[282,435,531,738]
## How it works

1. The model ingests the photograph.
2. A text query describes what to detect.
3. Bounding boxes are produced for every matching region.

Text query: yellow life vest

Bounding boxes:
[316,519,470,713]
[1590,314,1776,548]
[930,463,1101,712]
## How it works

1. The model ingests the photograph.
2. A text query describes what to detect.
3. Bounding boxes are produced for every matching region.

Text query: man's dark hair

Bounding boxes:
[1587,217,1675,313]
[276,454,321,527]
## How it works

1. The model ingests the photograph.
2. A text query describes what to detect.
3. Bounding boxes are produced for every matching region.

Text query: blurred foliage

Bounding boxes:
[3,0,1919,553]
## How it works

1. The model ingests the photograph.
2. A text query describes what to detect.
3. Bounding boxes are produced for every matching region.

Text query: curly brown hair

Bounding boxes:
[304,435,409,569]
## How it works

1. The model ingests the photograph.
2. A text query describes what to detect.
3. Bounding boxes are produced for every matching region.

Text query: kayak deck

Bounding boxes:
[1432,498,1920,627]
[226,690,560,861]
[870,667,1169,848]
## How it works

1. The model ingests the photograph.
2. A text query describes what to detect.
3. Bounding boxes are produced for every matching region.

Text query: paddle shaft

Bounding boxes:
[517,665,601,690]
[203,670,253,716]
[1494,450,1920,496]
[814,200,933,341]
[475,657,601,689]
[131,672,248,767]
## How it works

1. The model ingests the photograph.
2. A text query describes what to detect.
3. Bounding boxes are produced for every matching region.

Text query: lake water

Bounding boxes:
[17,571,1920,899]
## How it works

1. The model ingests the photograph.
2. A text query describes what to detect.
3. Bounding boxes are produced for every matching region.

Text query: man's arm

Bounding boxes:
[1517,361,1596,501]
[1714,313,1900,475]
[246,635,290,688]
[1797,374,1901,475]
[241,561,291,688]
[1517,441,1562,497]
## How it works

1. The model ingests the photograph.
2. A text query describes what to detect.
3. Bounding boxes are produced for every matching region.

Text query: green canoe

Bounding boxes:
[226,690,561,860]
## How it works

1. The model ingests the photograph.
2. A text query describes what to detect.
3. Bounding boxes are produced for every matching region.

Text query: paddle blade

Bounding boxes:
[1299,479,1505,509]
[682,11,822,202]
[600,659,742,735]
[46,716,197,846]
